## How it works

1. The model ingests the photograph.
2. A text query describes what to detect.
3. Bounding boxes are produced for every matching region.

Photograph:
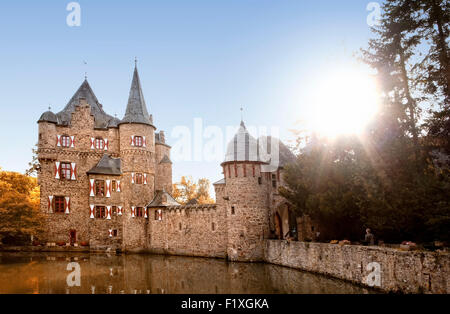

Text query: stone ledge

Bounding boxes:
[264,240,450,294]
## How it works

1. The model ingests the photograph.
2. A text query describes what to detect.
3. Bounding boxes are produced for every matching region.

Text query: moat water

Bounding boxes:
[0,252,374,294]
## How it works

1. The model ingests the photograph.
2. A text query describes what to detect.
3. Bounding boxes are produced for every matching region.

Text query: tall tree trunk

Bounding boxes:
[396,35,420,155]
[430,0,450,104]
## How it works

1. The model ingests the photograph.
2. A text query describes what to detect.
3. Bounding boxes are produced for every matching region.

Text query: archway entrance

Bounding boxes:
[274,213,283,239]
[69,230,76,245]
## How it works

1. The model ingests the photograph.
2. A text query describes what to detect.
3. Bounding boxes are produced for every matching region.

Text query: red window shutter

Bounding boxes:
[48,195,54,212]
[55,162,61,179]
[56,135,61,147]
[65,197,70,214]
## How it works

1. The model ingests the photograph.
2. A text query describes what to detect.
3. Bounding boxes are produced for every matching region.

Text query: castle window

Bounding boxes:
[243,164,247,177]
[61,135,71,147]
[136,207,144,217]
[155,209,163,221]
[258,177,262,185]
[95,180,105,197]
[112,180,117,192]
[134,136,143,147]
[112,206,117,215]
[231,206,235,215]
[272,174,277,188]
[135,173,143,184]
[252,164,255,177]
[113,230,118,237]
[95,138,105,150]
[212,222,216,231]
[95,206,106,219]
[179,223,182,231]
[54,196,65,213]
[60,162,71,180]
[234,164,238,177]
[228,165,231,178]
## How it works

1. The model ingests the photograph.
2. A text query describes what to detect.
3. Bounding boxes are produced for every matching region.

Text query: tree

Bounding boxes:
[0,170,45,245]
[280,0,450,243]
[172,176,214,205]
[25,144,40,177]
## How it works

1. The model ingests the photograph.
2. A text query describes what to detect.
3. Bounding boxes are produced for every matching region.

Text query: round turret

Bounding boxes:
[222,121,270,262]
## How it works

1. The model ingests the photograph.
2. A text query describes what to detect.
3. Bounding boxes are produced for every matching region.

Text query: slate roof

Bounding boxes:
[54,79,116,129]
[222,121,268,165]
[213,178,225,185]
[38,110,58,124]
[120,66,153,126]
[222,121,296,169]
[147,189,180,208]
[87,154,122,175]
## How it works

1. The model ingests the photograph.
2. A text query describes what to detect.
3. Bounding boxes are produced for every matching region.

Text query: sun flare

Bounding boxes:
[310,69,380,138]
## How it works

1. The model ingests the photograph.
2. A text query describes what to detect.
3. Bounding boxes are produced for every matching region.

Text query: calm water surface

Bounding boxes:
[0,252,374,294]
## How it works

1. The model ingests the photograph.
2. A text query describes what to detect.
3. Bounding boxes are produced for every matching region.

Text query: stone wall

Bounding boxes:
[147,204,227,258]
[264,240,450,294]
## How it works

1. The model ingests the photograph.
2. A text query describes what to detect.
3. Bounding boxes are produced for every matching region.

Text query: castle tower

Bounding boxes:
[118,64,156,251]
[221,121,270,262]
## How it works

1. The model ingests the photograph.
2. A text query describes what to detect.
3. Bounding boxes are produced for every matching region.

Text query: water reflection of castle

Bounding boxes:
[0,253,370,294]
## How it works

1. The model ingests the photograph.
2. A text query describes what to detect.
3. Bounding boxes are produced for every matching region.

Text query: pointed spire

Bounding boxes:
[120,63,152,126]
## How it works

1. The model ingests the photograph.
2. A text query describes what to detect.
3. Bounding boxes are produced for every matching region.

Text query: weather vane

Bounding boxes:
[83,60,88,79]
[240,107,244,121]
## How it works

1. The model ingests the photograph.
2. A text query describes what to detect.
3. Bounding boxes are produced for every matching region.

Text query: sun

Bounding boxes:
[310,68,380,138]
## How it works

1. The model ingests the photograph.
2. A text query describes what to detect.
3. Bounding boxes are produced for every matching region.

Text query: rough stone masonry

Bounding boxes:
[37,65,296,261]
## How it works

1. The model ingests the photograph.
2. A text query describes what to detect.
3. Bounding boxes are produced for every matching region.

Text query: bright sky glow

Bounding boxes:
[309,68,380,138]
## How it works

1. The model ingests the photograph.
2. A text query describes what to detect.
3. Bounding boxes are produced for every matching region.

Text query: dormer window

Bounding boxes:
[95,138,105,150]
[134,136,143,147]
[61,135,71,147]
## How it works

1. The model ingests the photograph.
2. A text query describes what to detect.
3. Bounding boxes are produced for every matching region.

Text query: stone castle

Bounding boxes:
[37,65,297,262]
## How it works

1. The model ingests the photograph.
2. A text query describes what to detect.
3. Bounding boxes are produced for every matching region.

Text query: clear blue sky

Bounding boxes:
[0,0,376,189]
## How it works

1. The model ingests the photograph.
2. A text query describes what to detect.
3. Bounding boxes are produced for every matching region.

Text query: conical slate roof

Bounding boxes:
[38,110,58,124]
[54,79,115,129]
[120,66,153,126]
[222,121,267,164]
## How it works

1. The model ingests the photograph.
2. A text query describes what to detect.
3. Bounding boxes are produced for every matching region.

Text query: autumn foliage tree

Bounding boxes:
[172,176,214,205]
[0,169,45,245]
